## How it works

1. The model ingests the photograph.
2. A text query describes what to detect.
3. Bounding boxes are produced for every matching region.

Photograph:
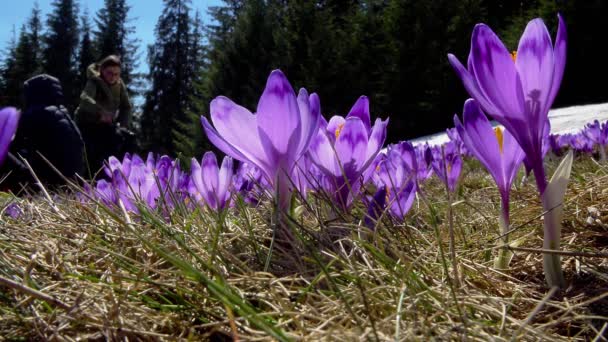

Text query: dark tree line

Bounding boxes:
[192,0,608,148]
[2,0,607,159]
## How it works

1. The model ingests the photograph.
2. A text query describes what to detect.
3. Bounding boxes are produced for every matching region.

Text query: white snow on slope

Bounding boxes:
[409,102,608,146]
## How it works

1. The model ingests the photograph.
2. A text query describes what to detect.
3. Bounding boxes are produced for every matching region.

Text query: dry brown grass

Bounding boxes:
[0,156,607,341]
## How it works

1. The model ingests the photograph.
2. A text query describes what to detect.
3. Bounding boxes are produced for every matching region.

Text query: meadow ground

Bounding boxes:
[0,156,607,341]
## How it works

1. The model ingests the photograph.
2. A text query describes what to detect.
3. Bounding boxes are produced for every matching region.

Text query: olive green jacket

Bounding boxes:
[75,63,132,127]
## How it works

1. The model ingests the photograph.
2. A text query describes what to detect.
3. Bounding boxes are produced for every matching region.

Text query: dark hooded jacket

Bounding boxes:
[1,74,84,190]
[75,63,131,128]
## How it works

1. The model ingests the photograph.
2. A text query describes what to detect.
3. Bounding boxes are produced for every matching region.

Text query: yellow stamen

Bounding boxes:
[335,123,345,139]
[510,50,517,62]
[494,127,504,154]
[385,186,391,203]
[375,164,381,172]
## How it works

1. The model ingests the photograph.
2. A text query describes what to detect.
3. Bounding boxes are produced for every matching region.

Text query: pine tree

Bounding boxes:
[25,2,44,76]
[172,10,209,160]
[78,8,96,88]
[0,28,20,108]
[0,5,45,108]
[140,0,194,154]
[94,0,140,95]
[204,0,282,110]
[43,0,80,111]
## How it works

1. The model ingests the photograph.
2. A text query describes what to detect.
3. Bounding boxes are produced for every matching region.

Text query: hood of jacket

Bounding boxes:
[23,74,64,107]
[87,63,103,82]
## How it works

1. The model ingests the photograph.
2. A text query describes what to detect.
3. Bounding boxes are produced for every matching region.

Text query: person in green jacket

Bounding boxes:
[75,55,133,176]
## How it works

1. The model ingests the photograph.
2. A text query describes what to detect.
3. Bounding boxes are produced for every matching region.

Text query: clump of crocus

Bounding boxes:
[96,153,188,212]
[232,161,267,205]
[2,201,23,219]
[449,14,571,287]
[190,152,234,211]
[202,70,320,212]
[454,99,526,269]
[371,142,418,221]
[414,144,433,182]
[583,120,608,162]
[0,107,20,166]
[308,96,389,210]
[430,141,462,193]
[569,132,594,153]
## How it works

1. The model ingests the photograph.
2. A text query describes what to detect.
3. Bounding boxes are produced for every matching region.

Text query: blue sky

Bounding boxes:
[0,0,223,74]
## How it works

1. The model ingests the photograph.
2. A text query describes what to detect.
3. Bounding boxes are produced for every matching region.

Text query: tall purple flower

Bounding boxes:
[201,70,320,211]
[414,144,433,181]
[0,107,20,166]
[308,96,389,209]
[454,99,526,268]
[373,143,418,220]
[448,15,566,192]
[190,152,234,211]
[583,120,608,161]
[449,15,569,287]
[430,142,462,193]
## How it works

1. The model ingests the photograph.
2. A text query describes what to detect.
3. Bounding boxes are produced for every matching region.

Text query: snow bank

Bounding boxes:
[409,102,608,146]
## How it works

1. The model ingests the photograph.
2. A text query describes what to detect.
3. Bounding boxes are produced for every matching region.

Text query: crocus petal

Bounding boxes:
[202,116,271,179]
[346,96,371,133]
[458,99,502,184]
[295,88,320,156]
[208,97,269,170]
[516,18,555,126]
[501,127,526,187]
[469,24,526,118]
[365,118,389,163]
[256,70,302,156]
[0,107,20,166]
[104,156,122,178]
[308,129,342,177]
[190,157,203,197]
[326,116,346,140]
[334,117,368,180]
[390,181,417,219]
[547,14,567,112]
[218,156,234,207]
[448,54,499,115]
[201,152,220,194]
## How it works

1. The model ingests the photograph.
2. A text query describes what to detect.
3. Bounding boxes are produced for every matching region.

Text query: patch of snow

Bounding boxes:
[409,102,608,146]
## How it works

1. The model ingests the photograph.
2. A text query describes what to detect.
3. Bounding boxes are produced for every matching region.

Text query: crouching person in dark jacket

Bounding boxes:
[0,74,85,192]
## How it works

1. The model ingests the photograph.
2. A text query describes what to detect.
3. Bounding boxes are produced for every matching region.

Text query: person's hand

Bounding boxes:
[99,111,114,124]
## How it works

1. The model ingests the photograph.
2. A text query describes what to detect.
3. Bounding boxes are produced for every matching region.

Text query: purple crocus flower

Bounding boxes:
[233,161,267,205]
[448,15,566,194]
[548,134,562,155]
[94,179,117,206]
[569,132,594,153]
[201,70,320,211]
[448,15,569,287]
[446,127,469,156]
[364,185,387,230]
[3,202,22,219]
[557,133,572,149]
[190,152,234,211]
[414,144,433,181]
[431,141,462,193]
[0,107,20,166]
[583,120,608,145]
[308,96,389,209]
[454,99,525,207]
[373,143,418,220]
[454,99,526,268]
[583,120,608,161]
